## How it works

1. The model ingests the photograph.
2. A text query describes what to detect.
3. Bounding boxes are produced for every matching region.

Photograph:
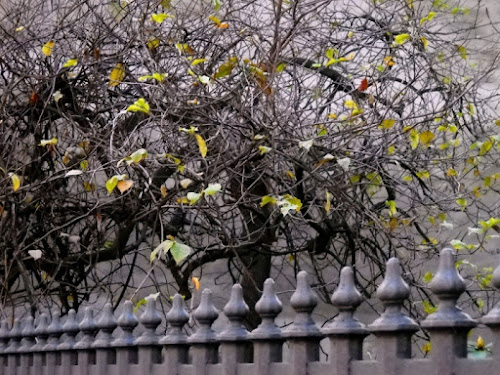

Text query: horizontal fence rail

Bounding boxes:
[0,248,499,375]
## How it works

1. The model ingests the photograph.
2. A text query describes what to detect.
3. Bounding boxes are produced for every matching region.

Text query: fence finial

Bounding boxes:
[189,289,219,343]
[74,307,98,349]
[136,297,162,345]
[112,301,138,346]
[58,309,79,350]
[160,294,189,344]
[422,248,476,328]
[5,319,22,353]
[44,312,63,351]
[284,271,321,336]
[92,303,117,348]
[219,284,249,340]
[250,278,283,338]
[324,267,366,334]
[18,317,36,352]
[482,262,500,325]
[32,314,49,351]
[369,258,418,331]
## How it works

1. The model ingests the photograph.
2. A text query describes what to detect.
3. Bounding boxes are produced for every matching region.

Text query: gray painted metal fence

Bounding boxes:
[0,248,498,375]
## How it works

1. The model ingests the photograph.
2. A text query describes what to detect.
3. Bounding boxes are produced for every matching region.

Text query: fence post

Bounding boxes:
[0,320,9,375]
[368,258,419,375]
[111,301,138,375]
[421,248,477,375]
[283,271,323,375]
[32,315,49,375]
[249,278,284,375]
[91,303,117,375]
[57,310,79,375]
[43,313,63,375]
[188,289,220,375]
[159,294,190,375]
[218,284,251,375]
[18,317,36,375]
[323,267,368,375]
[74,307,98,375]
[5,320,21,375]
[482,262,500,361]
[135,297,162,373]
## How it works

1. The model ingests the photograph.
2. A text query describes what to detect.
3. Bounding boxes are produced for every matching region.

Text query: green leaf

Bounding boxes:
[276,63,287,73]
[63,58,78,68]
[138,73,166,82]
[170,242,191,264]
[385,200,397,216]
[214,57,238,79]
[106,176,118,194]
[409,129,419,149]
[379,119,396,129]
[118,148,148,166]
[260,196,277,207]
[458,45,467,59]
[204,183,222,196]
[423,272,433,283]
[213,0,221,11]
[258,146,271,155]
[394,33,411,45]
[456,198,467,210]
[187,192,202,205]
[127,98,150,115]
[150,239,174,262]
[191,58,207,66]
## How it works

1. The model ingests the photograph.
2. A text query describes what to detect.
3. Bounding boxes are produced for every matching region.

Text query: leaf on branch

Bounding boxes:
[337,157,351,171]
[117,179,134,194]
[195,134,207,158]
[118,148,148,166]
[393,33,411,45]
[105,174,127,194]
[63,59,78,68]
[9,173,21,192]
[42,40,55,56]
[457,45,467,59]
[192,277,200,291]
[420,131,435,145]
[127,98,150,115]
[65,170,83,177]
[214,57,238,79]
[358,78,368,92]
[39,138,58,147]
[147,39,160,50]
[379,119,396,129]
[325,191,333,212]
[204,183,222,196]
[187,192,202,205]
[260,196,277,207]
[170,242,191,264]
[28,250,43,260]
[109,63,126,87]
[409,129,419,149]
[299,139,314,151]
[151,13,173,23]
[138,73,166,82]
[258,146,271,155]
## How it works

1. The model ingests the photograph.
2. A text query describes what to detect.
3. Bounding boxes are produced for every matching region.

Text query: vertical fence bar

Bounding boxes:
[283,271,323,375]
[421,249,477,375]
[188,289,220,375]
[249,279,284,375]
[482,262,500,361]
[91,303,117,375]
[32,315,49,375]
[74,308,98,375]
[18,317,36,375]
[43,313,63,375]
[111,301,138,375]
[135,297,162,373]
[5,320,22,375]
[0,321,10,375]
[159,294,190,375]
[368,258,419,375]
[218,284,251,375]
[57,310,79,375]
[323,267,368,375]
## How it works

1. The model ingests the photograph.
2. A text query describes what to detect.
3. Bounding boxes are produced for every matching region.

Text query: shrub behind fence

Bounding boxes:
[0,248,499,375]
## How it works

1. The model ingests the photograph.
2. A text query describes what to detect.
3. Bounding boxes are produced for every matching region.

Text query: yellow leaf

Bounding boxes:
[209,15,221,26]
[192,277,200,291]
[39,138,58,147]
[409,129,420,149]
[325,191,333,212]
[285,170,295,179]
[379,119,396,129]
[420,131,435,145]
[109,63,126,87]
[160,185,167,198]
[446,168,457,177]
[147,39,160,50]
[42,40,55,56]
[327,113,338,119]
[260,196,277,207]
[457,45,467,59]
[476,336,485,350]
[117,180,133,194]
[388,145,395,155]
[422,342,431,354]
[344,100,358,109]
[9,173,21,192]
[151,13,172,23]
[394,34,411,45]
[127,98,150,115]
[63,58,78,68]
[383,56,395,67]
[195,134,207,158]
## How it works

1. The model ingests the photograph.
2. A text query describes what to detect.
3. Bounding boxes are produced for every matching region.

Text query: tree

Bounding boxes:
[1,0,499,326]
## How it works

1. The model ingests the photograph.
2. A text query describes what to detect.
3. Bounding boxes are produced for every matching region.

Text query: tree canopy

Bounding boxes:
[1,0,500,325]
